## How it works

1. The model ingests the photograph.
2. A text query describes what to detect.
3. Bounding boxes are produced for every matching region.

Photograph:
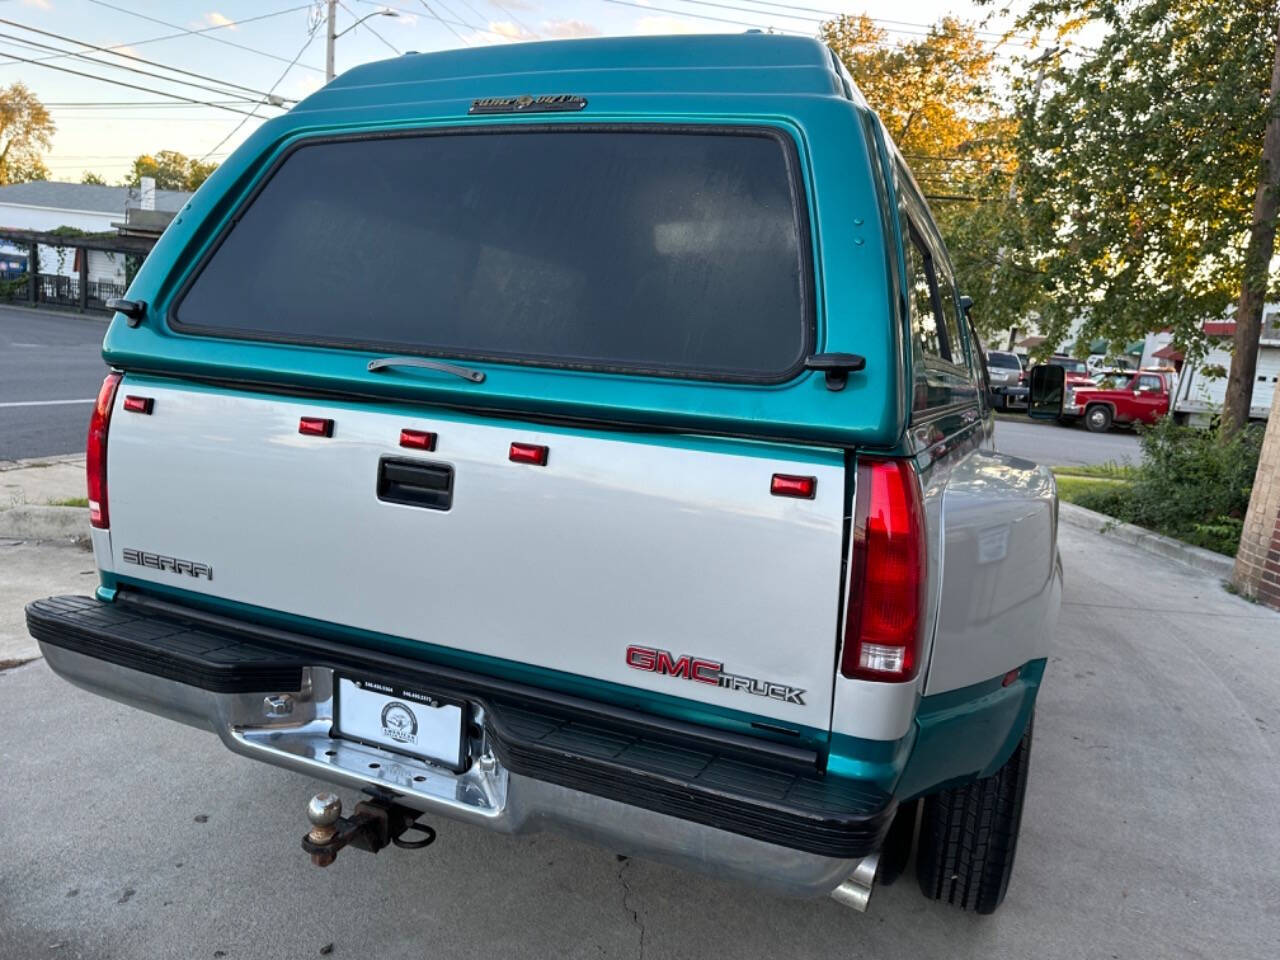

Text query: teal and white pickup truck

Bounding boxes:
[27,34,1063,916]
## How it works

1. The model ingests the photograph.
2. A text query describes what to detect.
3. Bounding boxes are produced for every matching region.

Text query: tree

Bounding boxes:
[821,15,1042,342]
[80,171,107,186]
[0,82,54,185]
[124,150,216,191]
[1225,20,1280,432]
[1001,0,1280,406]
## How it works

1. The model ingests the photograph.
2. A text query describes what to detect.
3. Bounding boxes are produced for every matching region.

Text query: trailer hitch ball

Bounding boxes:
[306,793,342,867]
[301,790,436,867]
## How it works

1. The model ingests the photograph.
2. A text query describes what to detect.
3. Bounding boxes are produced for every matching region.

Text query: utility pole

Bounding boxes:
[324,3,396,83]
[325,0,337,83]
[1223,21,1280,433]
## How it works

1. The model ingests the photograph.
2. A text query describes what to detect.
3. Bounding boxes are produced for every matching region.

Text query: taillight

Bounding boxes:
[86,372,123,529]
[841,457,926,682]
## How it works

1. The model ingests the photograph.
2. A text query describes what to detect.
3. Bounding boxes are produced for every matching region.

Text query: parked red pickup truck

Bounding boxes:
[1063,370,1173,432]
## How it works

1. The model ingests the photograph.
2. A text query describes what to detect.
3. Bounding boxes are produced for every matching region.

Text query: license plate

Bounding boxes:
[333,677,467,771]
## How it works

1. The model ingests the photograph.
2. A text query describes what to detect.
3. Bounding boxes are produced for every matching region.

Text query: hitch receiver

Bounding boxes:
[301,791,436,867]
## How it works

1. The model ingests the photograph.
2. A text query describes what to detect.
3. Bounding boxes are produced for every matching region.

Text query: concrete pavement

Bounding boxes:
[2,523,1278,959]
[0,305,106,461]
[0,540,95,663]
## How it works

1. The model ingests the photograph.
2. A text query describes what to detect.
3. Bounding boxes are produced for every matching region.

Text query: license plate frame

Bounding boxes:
[332,675,469,773]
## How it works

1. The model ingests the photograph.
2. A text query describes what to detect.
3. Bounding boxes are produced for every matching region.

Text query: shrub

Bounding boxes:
[1122,418,1264,555]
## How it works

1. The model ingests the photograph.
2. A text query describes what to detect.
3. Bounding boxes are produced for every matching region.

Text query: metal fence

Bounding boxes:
[0,273,127,312]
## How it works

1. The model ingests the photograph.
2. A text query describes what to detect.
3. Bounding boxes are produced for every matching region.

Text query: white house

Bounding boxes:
[0,180,191,285]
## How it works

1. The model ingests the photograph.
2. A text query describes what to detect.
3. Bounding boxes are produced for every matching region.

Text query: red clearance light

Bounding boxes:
[1002,668,1021,687]
[841,457,926,683]
[298,417,334,437]
[122,395,153,414]
[86,372,123,529]
[399,429,436,451]
[509,442,548,466]
[771,473,816,499]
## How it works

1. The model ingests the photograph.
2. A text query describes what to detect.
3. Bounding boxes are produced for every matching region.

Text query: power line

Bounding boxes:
[593,0,806,34]
[337,0,401,55]
[0,31,289,107]
[432,0,489,40]
[355,0,524,43]
[0,18,297,103]
[465,0,536,38]
[415,0,472,46]
[199,26,321,162]
[0,44,265,116]
[87,1,326,74]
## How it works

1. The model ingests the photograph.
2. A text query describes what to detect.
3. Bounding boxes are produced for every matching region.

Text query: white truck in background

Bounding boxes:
[1173,336,1280,426]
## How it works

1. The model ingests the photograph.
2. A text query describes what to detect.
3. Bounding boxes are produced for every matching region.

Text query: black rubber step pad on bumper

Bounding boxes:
[27,594,894,858]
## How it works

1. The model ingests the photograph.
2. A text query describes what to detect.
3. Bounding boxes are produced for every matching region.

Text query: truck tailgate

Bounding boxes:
[102,379,847,731]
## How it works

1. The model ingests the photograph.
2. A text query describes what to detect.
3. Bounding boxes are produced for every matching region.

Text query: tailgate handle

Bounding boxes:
[377,458,453,511]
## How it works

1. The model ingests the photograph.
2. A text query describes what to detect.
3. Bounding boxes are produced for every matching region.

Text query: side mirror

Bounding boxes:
[1028,364,1065,420]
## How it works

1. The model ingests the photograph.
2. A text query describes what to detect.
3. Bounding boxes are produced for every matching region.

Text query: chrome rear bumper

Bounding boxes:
[40,643,866,899]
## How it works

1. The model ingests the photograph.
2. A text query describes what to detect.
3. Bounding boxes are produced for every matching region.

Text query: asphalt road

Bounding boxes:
[2,525,1278,959]
[993,416,1142,467]
[0,306,106,462]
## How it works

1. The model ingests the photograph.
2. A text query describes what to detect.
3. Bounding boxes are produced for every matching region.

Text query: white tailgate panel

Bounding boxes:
[104,383,846,729]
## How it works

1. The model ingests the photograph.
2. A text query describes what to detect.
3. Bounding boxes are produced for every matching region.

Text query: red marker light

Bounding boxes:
[122,395,153,414]
[399,429,436,451]
[509,442,548,466]
[771,474,816,499]
[298,417,333,437]
[1002,668,1021,687]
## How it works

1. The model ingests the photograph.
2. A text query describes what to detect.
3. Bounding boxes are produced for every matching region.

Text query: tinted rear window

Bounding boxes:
[172,128,811,382]
[987,352,1020,369]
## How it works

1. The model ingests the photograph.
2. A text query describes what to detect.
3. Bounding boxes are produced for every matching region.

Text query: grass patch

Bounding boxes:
[46,497,89,508]
[1052,460,1138,480]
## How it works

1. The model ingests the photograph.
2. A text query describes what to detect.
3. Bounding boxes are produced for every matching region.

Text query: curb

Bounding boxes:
[0,301,111,324]
[1058,502,1235,579]
[0,505,90,542]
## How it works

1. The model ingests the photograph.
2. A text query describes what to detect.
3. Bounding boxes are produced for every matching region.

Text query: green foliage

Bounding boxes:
[125,150,217,191]
[80,171,107,186]
[1056,417,1264,554]
[0,81,54,185]
[821,15,1043,341]
[997,0,1280,362]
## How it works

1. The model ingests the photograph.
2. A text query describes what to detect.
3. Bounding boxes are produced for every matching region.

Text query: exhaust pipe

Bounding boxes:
[829,852,879,912]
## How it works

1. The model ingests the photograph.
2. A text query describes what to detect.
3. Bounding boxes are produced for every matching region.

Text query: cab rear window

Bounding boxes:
[171,127,813,383]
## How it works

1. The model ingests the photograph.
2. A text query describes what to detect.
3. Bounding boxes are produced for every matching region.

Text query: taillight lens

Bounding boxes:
[842,457,926,682]
[87,372,122,529]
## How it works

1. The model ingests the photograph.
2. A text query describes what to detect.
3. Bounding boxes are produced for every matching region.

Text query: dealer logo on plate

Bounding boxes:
[380,702,418,746]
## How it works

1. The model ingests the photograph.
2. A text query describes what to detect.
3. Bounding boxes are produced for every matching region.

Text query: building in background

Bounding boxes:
[0,178,190,286]
[0,178,190,311]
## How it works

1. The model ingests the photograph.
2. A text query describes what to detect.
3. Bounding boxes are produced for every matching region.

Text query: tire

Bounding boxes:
[1084,404,1113,432]
[916,717,1033,915]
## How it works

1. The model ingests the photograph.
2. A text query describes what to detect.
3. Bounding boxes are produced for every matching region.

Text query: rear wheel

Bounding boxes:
[916,717,1033,915]
[1085,404,1113,432]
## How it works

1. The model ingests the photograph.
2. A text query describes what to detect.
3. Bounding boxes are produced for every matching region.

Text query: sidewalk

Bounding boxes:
[0,454,86,507]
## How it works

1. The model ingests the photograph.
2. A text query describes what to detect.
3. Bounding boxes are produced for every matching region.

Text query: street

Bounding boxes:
[0,306,106,462]
[2,524,1277,959]
[994,417,1142,467]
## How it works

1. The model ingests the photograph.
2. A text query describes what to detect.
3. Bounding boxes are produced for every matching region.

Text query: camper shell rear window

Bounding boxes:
[170,126,814,383]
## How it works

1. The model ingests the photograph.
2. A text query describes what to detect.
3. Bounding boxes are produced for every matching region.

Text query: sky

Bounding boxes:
[0,0,1059,184]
